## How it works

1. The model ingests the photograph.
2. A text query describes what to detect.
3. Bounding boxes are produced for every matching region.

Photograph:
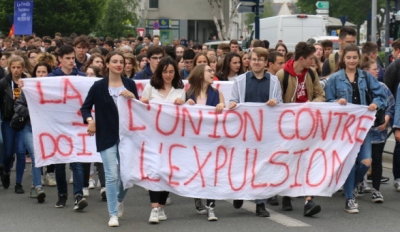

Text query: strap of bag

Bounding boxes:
[329,53,336,74]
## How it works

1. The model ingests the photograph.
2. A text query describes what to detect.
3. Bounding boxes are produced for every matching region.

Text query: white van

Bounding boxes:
[244,15,326,52]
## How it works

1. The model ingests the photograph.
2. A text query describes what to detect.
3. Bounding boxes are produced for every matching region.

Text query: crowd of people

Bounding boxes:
[0,26,399,227]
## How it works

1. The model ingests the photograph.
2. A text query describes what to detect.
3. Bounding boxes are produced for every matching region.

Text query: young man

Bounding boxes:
[192,44,202,53]
[362,42,385,82]
[47,45,88,211]
[267,51,285,75]
[320,39,333,60]
[73,36,90,71]
[216,43,230,59]
[103,40,114,52]
[230,39,240,53]
[143,35,152,47]
[152,35,161,46]
[134,46,164,80]
[179,49,196,79]
[321,27,356,77]
[389,39,400,64]
[43,39,52,52]
[229,47,283,217]
[275,42,324,217]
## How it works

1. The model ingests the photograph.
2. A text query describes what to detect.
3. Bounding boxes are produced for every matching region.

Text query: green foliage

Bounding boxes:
[0,0,106,37]
[95,0,139,38]
[245,0,275,27]
[296,0,385,26]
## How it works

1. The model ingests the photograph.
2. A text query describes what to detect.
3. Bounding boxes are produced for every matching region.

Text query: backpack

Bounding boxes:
[282,69,315,96]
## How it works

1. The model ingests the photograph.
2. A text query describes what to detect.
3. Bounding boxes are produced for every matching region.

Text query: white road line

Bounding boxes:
[226,200,311,227]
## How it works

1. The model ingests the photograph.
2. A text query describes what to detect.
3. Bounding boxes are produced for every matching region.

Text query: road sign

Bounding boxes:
[316,9,329,14]
[316,1,329,9]
[238,5,264,13]
[153,21,160,30]
[137,27,145,37]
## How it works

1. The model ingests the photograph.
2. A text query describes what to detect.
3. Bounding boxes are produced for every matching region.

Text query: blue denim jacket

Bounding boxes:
[371,83,395,143]
[391,84,400,130]
[325,69,387,110]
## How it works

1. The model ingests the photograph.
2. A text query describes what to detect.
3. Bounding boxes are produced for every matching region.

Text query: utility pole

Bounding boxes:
[255,1,260,39]
[372,0,377,43]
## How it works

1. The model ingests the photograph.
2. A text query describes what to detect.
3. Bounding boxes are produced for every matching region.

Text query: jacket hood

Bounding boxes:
[283,59,307,77]
[49,67,85,76]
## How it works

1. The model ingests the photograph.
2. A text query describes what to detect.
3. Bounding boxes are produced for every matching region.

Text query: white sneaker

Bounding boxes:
[69,172,73,184]
[117,202,124,218]
[41,175,46,186]
[46,173,56,187]
[363,179,372,193]
[83,187,89,197]
[100,187,106,200]
[394,179,400,192]
[158,207,167,221]
[108,216,119,227]
[88,178,95,189]
[166,196,172,205]
[149,208,159,224]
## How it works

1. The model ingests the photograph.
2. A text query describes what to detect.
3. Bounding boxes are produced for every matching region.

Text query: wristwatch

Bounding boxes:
[86,117,93,123]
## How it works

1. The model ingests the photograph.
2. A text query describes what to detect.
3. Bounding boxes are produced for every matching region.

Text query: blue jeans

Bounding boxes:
[22,123,42,189]
[1,120,26,184]
[55,162,83,196]
[344,132,372,199]
[100,143,128,217]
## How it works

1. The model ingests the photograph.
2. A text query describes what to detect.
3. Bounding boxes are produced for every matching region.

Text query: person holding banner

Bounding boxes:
[0,56,28,194]
[228,47,283,217]
[140,57,185,224]
[81,51,138,227]
[186,64,225,221]
[325,44,387,214]
[276,42,324,217]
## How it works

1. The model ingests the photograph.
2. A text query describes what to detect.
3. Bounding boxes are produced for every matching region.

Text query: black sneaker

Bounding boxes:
[367,175,389,183]
[55,195,68,208]
[255,203,270,217]
[304,200,321,217]
[233,200,243,209]
[345,198,359,214]
[74,195,88,211]
[37,189,46,203]
[194,198,207,214]
[14,183,24,194]
[282,196,293,211]
[371,190,384,203]
[267,195,279,206]
[356,182,364,197]
[2,173,10,189]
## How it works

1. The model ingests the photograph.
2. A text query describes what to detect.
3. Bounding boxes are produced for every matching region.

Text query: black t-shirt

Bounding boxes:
[321,53,339,76]
[346,72,361,105]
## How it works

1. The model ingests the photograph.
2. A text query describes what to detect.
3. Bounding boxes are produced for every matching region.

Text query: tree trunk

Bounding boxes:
[208,0,223,40]
[214,0,227,39]
[227,0,239,39]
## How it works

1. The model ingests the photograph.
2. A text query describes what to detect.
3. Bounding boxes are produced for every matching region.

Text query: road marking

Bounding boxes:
[226,200,311,227]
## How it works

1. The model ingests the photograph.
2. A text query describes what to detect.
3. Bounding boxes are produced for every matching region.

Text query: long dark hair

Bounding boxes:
[150,57,184,90]
[336,44,360,71]
[187,64,208,99]
[216,52,243,81]
[33,62,52,77]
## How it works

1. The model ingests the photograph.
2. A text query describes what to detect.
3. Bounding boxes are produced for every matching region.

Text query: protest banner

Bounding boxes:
[118,98,375,199]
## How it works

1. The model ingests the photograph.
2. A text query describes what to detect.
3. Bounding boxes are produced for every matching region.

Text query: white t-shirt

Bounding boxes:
[142,83,186,102]
[109,85,126,106]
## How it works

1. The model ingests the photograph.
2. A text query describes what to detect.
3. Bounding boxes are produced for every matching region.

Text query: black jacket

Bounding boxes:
[80,76,139,152]
[0,73,27,121]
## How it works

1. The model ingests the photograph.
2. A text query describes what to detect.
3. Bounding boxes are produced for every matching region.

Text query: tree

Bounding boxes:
[208,0,240,40]
[95,0,139,38]
[296,0,385,29]
[244,0,275,28]
[0,0,106,37]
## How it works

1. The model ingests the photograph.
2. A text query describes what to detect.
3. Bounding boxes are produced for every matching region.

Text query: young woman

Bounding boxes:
[275,42,288,58]
[186,64,225,221]
[140,57,185,224]
[359,55,394,203]
[216,52,244,81]
[123,53,139,79]
[27,49,40,68]
[13,62,52,203]
[325,44,387,214]
[82,53,105,76]
[175,55,184,71]
[0,56,28,194]
[136,54,148,71]
[85,66,101,77]
[81,51,139,227]
[314,43,325,65]
[239,51,250,72]
[208,55,217,73]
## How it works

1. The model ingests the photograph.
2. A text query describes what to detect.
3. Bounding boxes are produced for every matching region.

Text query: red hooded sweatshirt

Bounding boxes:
[283,59,308,103]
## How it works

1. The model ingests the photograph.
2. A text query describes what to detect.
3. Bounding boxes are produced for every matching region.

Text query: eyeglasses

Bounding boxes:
[206,69,214,73]
[150,56,163,60]
[251,58,265,63]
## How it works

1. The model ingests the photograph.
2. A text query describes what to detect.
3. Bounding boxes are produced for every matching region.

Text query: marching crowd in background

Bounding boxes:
[0,26,400,227]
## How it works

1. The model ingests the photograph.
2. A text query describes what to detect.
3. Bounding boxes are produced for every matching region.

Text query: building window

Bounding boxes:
[149,0,158,9]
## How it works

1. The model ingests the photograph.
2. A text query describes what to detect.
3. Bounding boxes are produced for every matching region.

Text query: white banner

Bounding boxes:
[118,98,375,199]
[22,77,233,167]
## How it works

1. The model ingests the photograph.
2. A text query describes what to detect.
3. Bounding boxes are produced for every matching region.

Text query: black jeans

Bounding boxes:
[372,143,385,191]
[149,190,169,205]
[393,141,400,180]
